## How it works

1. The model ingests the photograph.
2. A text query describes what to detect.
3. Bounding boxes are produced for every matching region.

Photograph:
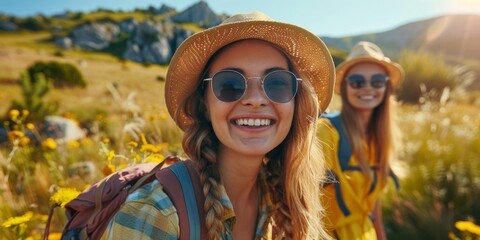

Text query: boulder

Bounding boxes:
[53,36,72,49]
[142,36,172,64]
[70,22,120,50]
[122,42,143,63]
[44,116,86,143]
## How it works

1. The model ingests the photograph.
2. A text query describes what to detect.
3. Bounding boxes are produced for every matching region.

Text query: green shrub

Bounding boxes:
[383,104,480,239]
[397,51,458,103]
[27,61,87,88]
[9,73,58,121]
[19,17,48,31]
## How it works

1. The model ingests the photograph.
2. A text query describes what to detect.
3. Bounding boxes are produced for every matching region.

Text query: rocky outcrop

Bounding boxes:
[70,22,120,50]
[118,18,138,33]
[170,1,222,28]
[155,4,175,15]
[53,36,73,49]
[50,1,221,63]
[122,20,193,64]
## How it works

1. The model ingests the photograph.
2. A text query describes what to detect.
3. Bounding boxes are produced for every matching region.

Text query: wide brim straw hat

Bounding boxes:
[335,41,404,93]
[165,11,335,130]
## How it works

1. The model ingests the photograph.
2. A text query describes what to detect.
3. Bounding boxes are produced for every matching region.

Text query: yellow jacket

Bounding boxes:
[317,113,398,240]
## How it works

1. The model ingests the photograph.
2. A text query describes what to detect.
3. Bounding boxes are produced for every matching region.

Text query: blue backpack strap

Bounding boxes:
[328,170,351,217]
[157,160,206,240]
[322,112,352,170]
[389,168,400,189]
[169,162,201,240]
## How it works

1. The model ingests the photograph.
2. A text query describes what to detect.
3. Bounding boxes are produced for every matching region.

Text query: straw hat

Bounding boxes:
[335,41,404,93]
[165,11,335,130]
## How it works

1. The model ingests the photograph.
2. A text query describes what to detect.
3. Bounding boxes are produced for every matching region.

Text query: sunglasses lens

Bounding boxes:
[346,74,389,89]
[346,75,366,89]
[264,71,297,103]
[212,71,246,102]
[371,74,389,88]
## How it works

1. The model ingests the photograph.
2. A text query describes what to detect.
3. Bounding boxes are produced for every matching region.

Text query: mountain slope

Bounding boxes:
[321,14,480,61]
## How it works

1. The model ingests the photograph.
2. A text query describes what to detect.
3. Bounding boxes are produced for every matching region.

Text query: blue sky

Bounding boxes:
[1,0,479,37]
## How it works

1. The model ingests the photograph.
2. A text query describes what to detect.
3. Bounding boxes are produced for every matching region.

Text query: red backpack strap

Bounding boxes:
[57,161,164,240]
[156,159,206,240]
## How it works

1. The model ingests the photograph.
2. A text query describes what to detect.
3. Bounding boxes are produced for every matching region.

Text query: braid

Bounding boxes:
[182,90,226,239]
[201,164,224,239]
[265,154,293,239]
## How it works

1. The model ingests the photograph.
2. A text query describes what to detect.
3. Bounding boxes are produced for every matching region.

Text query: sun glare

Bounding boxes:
[451,0,480,13]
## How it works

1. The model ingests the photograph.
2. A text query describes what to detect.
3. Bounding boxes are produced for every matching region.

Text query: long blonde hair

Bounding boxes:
[339,75,396,185]
[181,40,331,239]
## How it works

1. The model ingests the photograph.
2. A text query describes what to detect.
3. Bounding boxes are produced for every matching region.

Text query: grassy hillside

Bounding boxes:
[0,32,168,118]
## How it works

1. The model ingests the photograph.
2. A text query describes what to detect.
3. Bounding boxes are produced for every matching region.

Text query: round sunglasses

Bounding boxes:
[346,74,390,89]
[203,69,302,103]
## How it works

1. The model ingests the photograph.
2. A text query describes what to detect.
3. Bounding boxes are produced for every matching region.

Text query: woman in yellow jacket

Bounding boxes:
[318,41,403,240]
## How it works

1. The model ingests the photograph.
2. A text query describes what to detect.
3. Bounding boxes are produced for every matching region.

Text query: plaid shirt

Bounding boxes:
[105,169,274,239]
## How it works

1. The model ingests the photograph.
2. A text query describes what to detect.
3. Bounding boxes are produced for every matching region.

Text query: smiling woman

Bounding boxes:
[318,41,404,240]
[106,11,336,239]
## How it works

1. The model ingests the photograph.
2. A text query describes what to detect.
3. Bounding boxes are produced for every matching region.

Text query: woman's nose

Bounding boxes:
[240,78,269,107]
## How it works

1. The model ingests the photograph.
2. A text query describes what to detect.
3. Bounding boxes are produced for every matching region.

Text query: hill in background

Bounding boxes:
[1,2,479,90]
[321,14,480,61]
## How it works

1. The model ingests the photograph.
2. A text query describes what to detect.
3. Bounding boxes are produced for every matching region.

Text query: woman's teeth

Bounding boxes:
[235,118,272,127]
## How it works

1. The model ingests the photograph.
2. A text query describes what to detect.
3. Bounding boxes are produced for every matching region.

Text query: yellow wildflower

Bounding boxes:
[128,141,138,149]
[102,138,110,144]
[144,154,165,163]
[81,138,92,146]
[8,109,20,119]
[7,130,24,142]
[106,150,115,162]
[47,232,62,240]
[102,164,115,176]
[26,123,35,130]
[159,113,168,121]
[50,188,80,208]
[455,220,480,235]
[22,109,29,117]
[456,220,471,231]
[1,211,33,228]
[19,136,31,146]
[42,138,57,150]
[68,140,80,149]
[140,133,147,145]
[467,222,480,235]
[140,144,160,153]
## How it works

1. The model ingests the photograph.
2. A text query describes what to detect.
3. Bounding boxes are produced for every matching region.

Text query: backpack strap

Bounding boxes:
[322,112,352,170]
[321,113,400,217]
[156,160,206,240]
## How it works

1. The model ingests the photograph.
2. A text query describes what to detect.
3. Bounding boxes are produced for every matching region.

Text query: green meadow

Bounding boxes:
[0,31,479,239]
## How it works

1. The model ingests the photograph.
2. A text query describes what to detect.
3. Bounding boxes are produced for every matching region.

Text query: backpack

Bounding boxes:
[322,112,400,216]
[43,156,207,240]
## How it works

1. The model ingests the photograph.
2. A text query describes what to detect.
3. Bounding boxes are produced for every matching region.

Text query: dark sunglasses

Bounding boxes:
[346,74,390,89]
[203,69,302,103]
